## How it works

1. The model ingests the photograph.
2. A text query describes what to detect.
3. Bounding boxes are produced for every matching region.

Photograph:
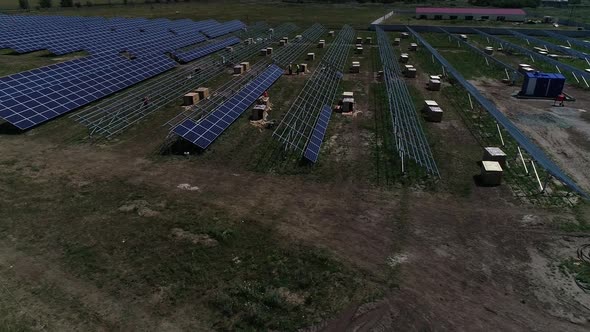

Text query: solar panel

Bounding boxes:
[303,105,332,163]
[0,55,176,129]
[0,14,246,130]
[201,20,246,38]
[173,64,283,149]
[174,37,240,63]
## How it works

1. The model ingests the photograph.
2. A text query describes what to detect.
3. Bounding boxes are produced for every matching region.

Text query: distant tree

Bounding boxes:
[60,0,72,7]
[39,0,51,8]
[18,0,29,9]
[469,0,539,8]
[85,0,92,5]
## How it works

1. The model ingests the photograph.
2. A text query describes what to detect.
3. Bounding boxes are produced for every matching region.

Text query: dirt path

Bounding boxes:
[1,133,589,330]
[317,193,590,331]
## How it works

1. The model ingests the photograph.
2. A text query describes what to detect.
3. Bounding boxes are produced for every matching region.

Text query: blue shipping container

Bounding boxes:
[521,72,565,98]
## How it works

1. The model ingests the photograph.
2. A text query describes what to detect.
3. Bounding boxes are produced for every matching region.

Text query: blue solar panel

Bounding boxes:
[303,105,332,163]
[201,20,246,38]
[0,14,247,130]
[0,55,176,129]
[173,64,283,149]
[174,37,240,63]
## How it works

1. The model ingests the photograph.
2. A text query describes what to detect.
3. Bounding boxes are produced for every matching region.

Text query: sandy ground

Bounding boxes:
[470,79,590,193]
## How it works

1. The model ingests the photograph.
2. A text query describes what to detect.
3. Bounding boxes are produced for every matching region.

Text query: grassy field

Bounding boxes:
[383,13,579,30]
[1,0,391,29]
[528,5,590,24]
[0,145,388,330]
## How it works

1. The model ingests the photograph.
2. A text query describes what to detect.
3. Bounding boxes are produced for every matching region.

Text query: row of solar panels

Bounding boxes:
[174,37,241,63]
[0,14,234,35]
[0,15,246,130]
[0,17,243,55]
[303,105,332,163]
[173,64,284,149]
[0,55,176,130]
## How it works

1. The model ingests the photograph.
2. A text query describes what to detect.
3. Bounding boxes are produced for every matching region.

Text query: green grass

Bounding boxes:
[528,5,590,24]
[0,50,87,77]
[0,158,384,330]
[420,33,507,80]
[3,0,388,29]
[465,33,589,90]
[385,14,575,30]
[559,257,590,290]
[397,31,577,204]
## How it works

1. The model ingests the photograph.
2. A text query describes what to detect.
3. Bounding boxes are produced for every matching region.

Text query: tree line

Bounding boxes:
[467,0,541,8]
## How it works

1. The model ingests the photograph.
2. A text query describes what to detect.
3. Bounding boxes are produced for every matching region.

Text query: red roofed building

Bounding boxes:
[416,7,526,22]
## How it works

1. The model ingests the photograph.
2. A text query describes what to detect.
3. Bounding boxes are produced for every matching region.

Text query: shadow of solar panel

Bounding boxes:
[173,64,283,149]
[303,105,332,163]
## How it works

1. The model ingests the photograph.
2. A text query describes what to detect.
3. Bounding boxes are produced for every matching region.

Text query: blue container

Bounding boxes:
[521,72,565,98]
[534,74,550,96]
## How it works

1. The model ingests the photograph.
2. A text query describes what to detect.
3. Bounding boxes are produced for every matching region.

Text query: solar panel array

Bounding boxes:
[376,27,439,176]
[167,61,276,129]
[544,30,590,52]
[508,29,589,61]
[0,15,224,55]
[201,20,246,38]
[174,37,241,63]
[271,23,326,67]
[408,26,587,197]
[72,22,285,138]
[438,27,519,78]
[0,14,245,129]
[473,28,590,84]
[173,64,283,149]
[1,56,175,129]
[303,105,332,163]
[167,23,319,130]
[273,25,354,163]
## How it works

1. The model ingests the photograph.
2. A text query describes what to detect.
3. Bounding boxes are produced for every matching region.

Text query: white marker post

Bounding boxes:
[530,160,544,192]
[518,146,529,175]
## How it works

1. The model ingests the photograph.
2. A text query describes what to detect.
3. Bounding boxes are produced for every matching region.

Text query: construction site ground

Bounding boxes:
[1,23,590,331]
[471,79,590,193]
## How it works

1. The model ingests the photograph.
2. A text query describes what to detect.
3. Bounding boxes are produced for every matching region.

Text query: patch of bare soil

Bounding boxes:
[316,194,590,331]
[0,137,399,329]
[170,228,219,247]
[528,237,590,323]
[470,79,590,192]
[1,128,589,330]
[0,242,194,331]
[118,199,161,217]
